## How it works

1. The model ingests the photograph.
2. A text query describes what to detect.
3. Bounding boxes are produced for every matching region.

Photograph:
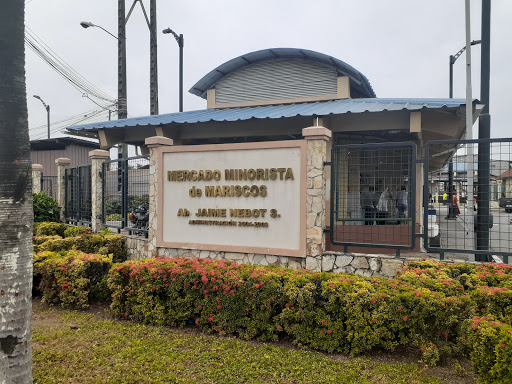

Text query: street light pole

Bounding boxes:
[162,28,184,112]
[449,40,481,98]
[33,95,50,139]
[447,40,481,219]
[80,16,127,158]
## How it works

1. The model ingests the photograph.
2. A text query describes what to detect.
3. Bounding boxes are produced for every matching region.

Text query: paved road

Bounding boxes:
[429,203,512,261]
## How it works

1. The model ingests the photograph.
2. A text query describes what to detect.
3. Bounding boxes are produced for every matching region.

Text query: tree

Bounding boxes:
[0,1,33,382]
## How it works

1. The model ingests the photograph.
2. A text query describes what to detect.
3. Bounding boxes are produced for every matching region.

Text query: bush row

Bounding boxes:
[462,316,512,383]
[107,257,511,377]
[33,231,127,263]
[33,238,512,383]
[34,250,113,309]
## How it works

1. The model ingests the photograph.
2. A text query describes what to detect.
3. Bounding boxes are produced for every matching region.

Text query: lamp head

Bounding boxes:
[162,28,174,35]
[80,21,94,29]
[33,95,41,100]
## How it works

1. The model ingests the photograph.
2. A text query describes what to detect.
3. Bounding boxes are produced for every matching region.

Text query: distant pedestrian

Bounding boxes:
[377,188,391,225]
[443,192,448,205]
[397,186,408,223]
[361,186,377,225]
[453,191,460,216]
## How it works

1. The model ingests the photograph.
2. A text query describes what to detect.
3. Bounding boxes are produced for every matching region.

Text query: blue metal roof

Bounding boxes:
[67,98,469,132]
[189,48,376,99]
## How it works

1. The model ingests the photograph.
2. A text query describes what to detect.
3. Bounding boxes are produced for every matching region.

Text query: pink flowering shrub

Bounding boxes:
[462,316,512,383]
[34,250,112,309]
[109,258,290,340]
[35,254,509,379]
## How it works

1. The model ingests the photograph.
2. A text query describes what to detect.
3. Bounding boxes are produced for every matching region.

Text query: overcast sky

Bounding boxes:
[25,0,512,141]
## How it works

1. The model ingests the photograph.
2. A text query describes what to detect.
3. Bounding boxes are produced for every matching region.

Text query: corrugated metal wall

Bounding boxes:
[31,144,94,176]
[215,59,337,105]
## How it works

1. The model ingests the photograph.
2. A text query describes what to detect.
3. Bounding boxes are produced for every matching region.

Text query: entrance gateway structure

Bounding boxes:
[66,48,488,275]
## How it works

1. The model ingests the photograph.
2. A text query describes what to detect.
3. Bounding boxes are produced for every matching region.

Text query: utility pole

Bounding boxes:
[448,40,481,220]
[476,0,491,261]
[150,0,159,115]
[118,0,128,157]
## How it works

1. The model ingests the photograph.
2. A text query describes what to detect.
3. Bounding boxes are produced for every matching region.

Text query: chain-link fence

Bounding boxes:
[330,142,417,250]
[102,155,149,237]
[425,138,512,262]
[41,175,57,200]
[65,165,92,226]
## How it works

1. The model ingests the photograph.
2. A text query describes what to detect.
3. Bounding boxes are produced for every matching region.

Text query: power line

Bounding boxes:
[29,103,116,132]
[30,106,116,140]
[26,27,114,102]
[25,27,116,106]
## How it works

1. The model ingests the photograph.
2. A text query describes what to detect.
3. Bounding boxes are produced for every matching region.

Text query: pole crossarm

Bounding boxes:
[451,40,482,64]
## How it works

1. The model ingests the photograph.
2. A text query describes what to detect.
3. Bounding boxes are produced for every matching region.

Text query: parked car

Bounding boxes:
[499,197,512,213]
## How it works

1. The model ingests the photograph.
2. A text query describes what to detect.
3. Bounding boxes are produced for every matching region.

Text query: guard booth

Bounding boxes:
[66,48,484,258]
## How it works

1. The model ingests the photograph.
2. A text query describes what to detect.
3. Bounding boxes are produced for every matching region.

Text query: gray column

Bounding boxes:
[145,136,174,256]
[89,150,110,232]
[32,164,43,194]
[55,158,71,222]
[302,126,332,258]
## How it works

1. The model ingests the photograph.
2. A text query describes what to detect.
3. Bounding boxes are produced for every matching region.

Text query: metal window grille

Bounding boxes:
[425,138,512,262]
[64,165,92,226]
[102,155,149,237]
[41,175,57,200]
[330,142,416,250]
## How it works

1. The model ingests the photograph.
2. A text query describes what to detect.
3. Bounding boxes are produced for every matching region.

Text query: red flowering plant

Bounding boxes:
[276,271,356,353]
[194,263,288,340]
[469,285,512,322]
[34,250,112,309]
[106,255,512,373]
[461,315,512,383]
[109,258,206,326]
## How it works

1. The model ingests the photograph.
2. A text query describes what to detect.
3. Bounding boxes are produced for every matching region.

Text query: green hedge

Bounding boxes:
[34,222,68,237]
[34,250,113,309]
[107,257,512,382]
[33,191,61,222]
[33,232,127,263]
[462,316,512,383]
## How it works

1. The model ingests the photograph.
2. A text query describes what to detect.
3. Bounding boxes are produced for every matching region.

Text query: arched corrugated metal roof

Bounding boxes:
[189,48,376,99]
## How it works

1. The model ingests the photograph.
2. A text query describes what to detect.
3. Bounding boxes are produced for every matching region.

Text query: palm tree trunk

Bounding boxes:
[0,1,33,383]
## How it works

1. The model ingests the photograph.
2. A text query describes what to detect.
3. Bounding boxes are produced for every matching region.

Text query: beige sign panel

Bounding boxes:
[157,141,307,257]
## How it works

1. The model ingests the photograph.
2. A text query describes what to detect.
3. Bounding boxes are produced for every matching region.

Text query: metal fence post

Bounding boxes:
[122,158,128,229]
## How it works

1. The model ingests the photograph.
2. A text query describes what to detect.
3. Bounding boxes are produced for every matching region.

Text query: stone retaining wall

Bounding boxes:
[125,235,151,261]
[124,235,407,277]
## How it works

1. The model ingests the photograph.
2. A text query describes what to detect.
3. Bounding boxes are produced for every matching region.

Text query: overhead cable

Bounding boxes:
[25,27,116,106]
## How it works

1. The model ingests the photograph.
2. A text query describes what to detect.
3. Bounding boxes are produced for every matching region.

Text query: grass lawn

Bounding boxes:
[32,301,476,384]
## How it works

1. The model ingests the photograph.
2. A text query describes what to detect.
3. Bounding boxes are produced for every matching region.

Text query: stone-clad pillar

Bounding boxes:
[89,149,110,232]
[55,158,71,222]
[303,126,332,257]
[145,136,174,256]
[32,164,43,194]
